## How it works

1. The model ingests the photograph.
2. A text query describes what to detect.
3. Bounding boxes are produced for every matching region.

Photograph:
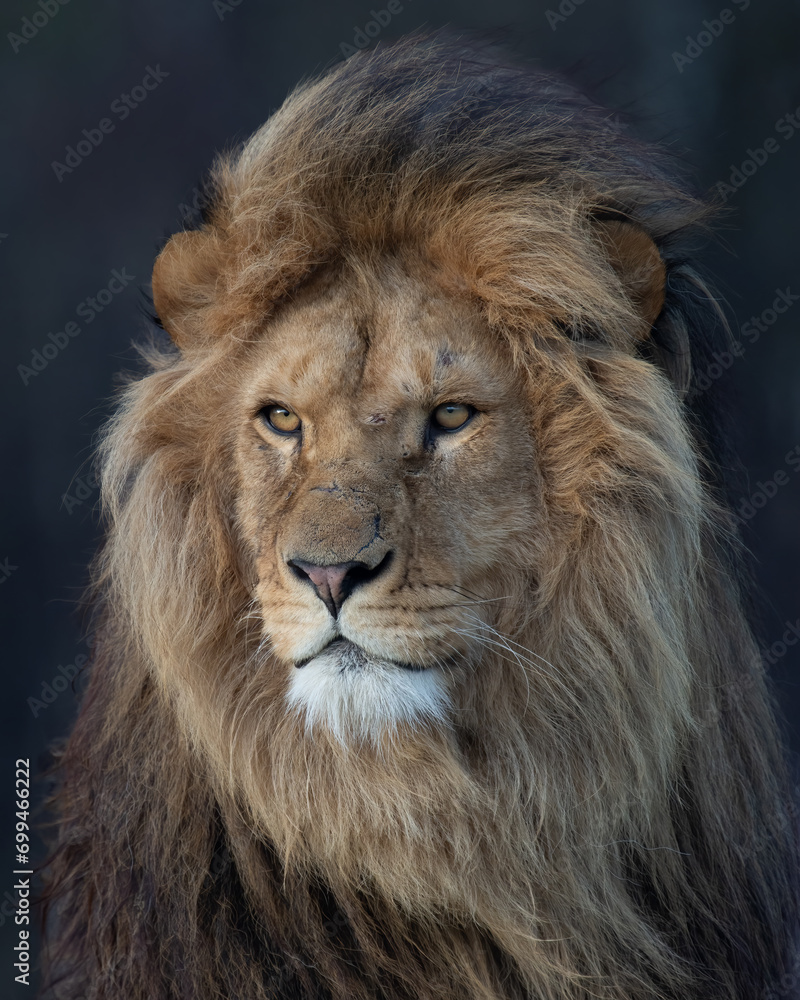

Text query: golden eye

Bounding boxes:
[263,404,301,435]
[431,403,473,431]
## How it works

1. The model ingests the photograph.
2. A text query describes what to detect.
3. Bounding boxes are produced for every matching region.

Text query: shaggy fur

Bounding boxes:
[41,33,799,1000]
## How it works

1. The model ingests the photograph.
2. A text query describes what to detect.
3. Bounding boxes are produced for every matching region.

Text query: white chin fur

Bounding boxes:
[286,642,450,744]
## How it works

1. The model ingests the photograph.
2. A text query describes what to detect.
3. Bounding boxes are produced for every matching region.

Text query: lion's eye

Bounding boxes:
[262,405,301,435]
[431,403,474,432]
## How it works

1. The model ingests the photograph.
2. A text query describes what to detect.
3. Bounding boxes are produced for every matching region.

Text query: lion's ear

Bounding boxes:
[151,230,225,349]
[594,219,666,340]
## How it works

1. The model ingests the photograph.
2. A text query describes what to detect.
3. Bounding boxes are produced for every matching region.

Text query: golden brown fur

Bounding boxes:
[41,33,799,1000]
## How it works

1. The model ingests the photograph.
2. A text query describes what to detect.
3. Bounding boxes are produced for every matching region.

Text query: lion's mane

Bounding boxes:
[41,33,799,1000]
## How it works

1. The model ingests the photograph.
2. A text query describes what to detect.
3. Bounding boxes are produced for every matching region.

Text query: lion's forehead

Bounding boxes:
[242,267,513,419]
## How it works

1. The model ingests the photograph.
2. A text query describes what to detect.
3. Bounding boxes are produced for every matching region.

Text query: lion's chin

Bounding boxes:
[286,638,450,744]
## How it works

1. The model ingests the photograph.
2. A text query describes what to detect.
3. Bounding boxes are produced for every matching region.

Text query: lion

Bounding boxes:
[41,32,799,1000]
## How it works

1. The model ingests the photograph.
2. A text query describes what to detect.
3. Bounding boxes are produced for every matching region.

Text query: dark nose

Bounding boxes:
[287,554,392,618]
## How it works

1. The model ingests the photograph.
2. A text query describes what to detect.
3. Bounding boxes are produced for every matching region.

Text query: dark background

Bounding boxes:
[1,1,798,995]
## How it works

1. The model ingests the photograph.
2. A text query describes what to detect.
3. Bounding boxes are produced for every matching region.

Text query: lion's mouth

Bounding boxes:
[294,637,425,672]
[287,637,449,740]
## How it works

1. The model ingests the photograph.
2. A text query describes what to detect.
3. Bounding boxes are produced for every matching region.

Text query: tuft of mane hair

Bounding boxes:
[40,31,799,1000]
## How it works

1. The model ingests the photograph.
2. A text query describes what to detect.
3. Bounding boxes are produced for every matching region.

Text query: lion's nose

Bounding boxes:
[287,554,393,618]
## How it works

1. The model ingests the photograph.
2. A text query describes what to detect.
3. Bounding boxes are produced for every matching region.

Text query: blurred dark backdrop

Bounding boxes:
[1,1,798,995]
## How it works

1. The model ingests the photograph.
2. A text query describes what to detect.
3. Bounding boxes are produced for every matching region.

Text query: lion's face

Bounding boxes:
[232,261,537,741]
